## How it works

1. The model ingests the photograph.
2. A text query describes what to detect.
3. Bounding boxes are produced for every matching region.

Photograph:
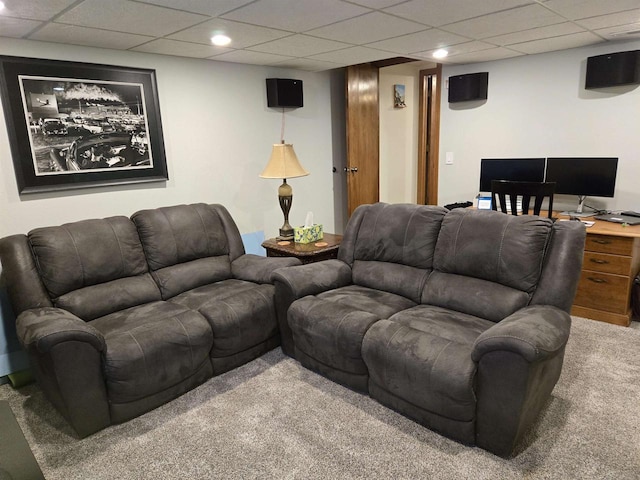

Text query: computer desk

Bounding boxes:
[558,214,640,326]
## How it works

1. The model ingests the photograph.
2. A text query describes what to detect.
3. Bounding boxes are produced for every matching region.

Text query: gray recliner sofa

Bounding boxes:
[273,203,586,457]
[0,203,299,437]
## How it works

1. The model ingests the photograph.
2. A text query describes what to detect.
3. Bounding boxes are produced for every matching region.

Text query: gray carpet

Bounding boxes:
[1,316,639,480]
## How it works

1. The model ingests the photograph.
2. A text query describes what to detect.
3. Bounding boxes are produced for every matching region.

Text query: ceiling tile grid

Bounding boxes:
[0,0,638,70]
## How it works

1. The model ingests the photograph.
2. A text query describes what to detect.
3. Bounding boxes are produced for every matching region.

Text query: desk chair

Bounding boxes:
[491,180,556,218]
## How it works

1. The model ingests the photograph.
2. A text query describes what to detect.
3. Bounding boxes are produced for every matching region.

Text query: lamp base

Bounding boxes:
[277,233,294,241]
[277,190,294,241]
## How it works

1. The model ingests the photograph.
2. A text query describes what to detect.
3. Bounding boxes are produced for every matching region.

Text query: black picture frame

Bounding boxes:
[0,56,168,193]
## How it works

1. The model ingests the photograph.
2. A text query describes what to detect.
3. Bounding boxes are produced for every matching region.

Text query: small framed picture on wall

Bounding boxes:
[394,84,406,108]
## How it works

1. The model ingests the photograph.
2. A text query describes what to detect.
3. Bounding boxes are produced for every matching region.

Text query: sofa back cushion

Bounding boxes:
[423,209,552,322]
[28,216,160,320]
[340,203,448,303]
[131,203,240,299]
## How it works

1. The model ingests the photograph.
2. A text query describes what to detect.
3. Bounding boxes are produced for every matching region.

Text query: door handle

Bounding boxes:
[344,167,359,173]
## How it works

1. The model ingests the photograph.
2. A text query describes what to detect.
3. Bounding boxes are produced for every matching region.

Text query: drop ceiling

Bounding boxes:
[1,0,639,71]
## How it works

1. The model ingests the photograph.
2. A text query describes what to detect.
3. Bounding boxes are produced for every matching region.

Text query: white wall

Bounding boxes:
[439,39,640,213]
[379,63,422,204]
[0,38,339,238]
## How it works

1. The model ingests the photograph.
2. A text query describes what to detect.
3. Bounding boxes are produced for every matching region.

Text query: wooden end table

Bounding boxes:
[262,233,342,264]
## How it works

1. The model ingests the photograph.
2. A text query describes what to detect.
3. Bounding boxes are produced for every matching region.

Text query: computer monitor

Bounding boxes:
[479,158,546,192]
[545,157,618,216]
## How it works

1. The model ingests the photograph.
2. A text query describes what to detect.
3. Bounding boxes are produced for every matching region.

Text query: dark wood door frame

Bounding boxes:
[417,65,442,205]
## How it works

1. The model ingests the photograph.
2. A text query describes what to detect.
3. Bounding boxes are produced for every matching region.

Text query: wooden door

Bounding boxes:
[345,64,379,216]
[417,65,442,205]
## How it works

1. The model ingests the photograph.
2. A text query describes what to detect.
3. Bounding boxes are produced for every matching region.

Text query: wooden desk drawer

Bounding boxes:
[574,271,630,315]
[585,234,634,255]
[583,252,632,275]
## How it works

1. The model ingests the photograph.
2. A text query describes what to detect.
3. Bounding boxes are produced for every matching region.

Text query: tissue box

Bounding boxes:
[294,224,323,244]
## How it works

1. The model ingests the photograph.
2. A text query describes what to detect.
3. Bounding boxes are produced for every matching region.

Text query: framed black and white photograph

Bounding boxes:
[0,56,167,193]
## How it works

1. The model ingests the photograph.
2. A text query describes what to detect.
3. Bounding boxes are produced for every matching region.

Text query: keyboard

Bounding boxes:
[621,211,640,218]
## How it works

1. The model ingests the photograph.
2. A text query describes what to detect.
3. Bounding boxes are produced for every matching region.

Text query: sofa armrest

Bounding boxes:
[471,305,571,363]
[471,305,571,457]
[272,259,352,298]
[231,254,301,284]
[17,307,110,437]
[272,259,352,356]
[17,307,106,353]
[16,307,106,353]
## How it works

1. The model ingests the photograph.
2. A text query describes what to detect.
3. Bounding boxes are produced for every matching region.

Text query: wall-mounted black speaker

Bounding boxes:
[448,72,488,103]
[266,78,303,108]
[585,50,640,89]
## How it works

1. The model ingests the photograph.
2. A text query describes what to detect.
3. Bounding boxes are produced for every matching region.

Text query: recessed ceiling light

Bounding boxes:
[211,34,231,46]
[0,2,5,11]
[433,49,448,59]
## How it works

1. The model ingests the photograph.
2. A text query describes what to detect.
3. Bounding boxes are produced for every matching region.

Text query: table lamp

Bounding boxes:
[260,141,309,240]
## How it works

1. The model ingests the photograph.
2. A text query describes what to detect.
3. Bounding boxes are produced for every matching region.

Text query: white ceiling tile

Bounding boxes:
[485,22,586,46]
[444,47,524,64]
[508,31,603,54]
[413,40,496,58]
[135,0,255,16]
[575,9,640,30]
[270,57,345,71]
[0,0,626,69]
[221,0,371,32]
[306,12,427,44]
[0,0,77,21]
[367,28,469,54]
[168,19,291,48]
[209,49,295,65]
[593,25,640,39]
[443,4,566,38]
[0,16,41,37]
[543,0,640,20]
[384,0,534,27]
[132,38,232,58]
[248,35,351,57]
[55,0,208,37]
[29,23,154,49]
[309,46,393,64]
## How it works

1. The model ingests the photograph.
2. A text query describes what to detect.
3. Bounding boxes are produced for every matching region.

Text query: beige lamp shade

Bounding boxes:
[260,143,309,179]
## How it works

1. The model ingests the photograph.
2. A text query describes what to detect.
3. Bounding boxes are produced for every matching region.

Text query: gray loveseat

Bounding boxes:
[273,203,586,457]
[0,203,299,437]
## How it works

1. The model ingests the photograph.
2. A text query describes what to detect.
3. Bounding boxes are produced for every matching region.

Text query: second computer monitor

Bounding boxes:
[545,157,618,198]
[479,158,546,192]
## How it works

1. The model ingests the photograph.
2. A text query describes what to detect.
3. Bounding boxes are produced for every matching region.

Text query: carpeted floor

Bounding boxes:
[1,316,639,480]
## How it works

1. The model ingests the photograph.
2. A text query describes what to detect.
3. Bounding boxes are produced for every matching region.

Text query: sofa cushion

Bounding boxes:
[422,272,531,323]
[347,203,447,269]
[91,301,213,404]
[391,304,495,344]
[169,280,278,359]
[352,260,430,304]
[28,216,159,319]
[363,310,489,422]
[56,274,161,321]
[132,204,235,298]
[433,209,552,292]
[316,284,416,318]
[288,295,380,376]
[339,203,447,301]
